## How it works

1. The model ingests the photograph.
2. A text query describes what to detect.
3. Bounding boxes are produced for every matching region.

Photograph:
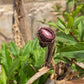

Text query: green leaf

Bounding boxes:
[72,5,83,18]
[72,16,84,29]
[19,58,35,84]
[68,0,76,9]
[48,17,66,33]
[64,29,70,34]
[47,22,57,27]
[67,13,73,29]
[18,53,35,84]
[0,66,7,84]
[74,52,84,62]
[78,21,84,41]
[56,32,77,44]
[9,42,19,58]
[47,22,65,32]
[7,59,20,83]
[0,43,12,76]
[33,49,45,68]
[19,40,31,56]
[60,43,84,52]
[31,38,41,50]
[60,43,84,58]
[20,38,41,57]
[19,63,28,84]
[57,17,66,29]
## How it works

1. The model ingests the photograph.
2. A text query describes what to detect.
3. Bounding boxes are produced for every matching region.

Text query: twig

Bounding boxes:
[26,67,50,84]
[63,56,84,70]
[55,79,84,84]
[69,32,80,42]
[72,60,84,70]
[30,64,37,73]
[64,71,79,81]
[0,32,13,40]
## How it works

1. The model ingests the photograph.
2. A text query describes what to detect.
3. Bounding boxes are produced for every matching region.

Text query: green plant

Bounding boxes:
[0,2,84,84]
[0,38,50,84]
[52,0,84,21]
[47,5,84,73]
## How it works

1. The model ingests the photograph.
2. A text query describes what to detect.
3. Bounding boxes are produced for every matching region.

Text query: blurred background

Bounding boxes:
[0,0,83,48]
